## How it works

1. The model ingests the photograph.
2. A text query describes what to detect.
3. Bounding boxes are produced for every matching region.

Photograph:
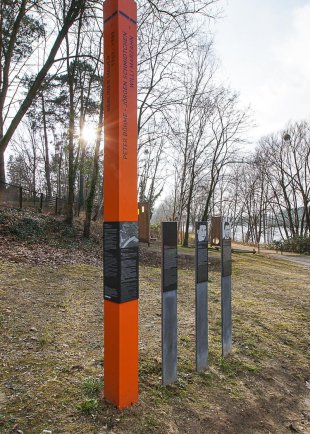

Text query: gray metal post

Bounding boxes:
[221,275,232,356]
[221,218,232,357]
[161,222,177,385]
[195,222,209,371]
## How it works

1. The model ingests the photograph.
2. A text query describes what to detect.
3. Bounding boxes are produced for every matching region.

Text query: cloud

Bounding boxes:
[214,0,310,143]
[276,3,310,78]
[254,3,310,137]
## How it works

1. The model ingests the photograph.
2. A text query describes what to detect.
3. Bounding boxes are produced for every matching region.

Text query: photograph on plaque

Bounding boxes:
[196,222,208,284]
[222,218,232,240]
[221,217,232,277]
[197,223,207,243]
[120,222,139,248]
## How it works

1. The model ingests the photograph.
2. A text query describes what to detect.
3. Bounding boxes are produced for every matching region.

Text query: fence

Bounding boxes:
[0,181,67,215]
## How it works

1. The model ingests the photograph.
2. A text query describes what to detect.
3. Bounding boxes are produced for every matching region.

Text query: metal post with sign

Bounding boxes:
[103,0,138,409]
[161,222,178,385]
[221,217,232,357]
[195,222,209,371]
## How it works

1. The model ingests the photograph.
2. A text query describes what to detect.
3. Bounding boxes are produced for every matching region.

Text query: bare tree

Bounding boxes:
[200,90,247,221]
[0,0,87,185]
[259,123,310,238]
[137,0,219,210]
[169,44,216,245]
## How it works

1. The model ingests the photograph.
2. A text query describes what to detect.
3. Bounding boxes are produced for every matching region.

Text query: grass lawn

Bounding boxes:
[0,245,309,433]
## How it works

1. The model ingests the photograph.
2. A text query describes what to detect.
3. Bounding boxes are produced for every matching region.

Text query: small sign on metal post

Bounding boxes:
[195,222,209,371]
[221,217,232,357]
[161,222,178,385]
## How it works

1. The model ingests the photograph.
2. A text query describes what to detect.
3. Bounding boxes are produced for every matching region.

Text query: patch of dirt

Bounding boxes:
[0,208,102,267]
[139,243,221,272]
[0,234,102,267]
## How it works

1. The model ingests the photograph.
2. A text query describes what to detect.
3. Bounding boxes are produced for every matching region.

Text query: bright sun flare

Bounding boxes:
[81,124,97,143]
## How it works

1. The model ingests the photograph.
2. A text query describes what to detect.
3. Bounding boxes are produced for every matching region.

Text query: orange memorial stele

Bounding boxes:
[103,0,139,409]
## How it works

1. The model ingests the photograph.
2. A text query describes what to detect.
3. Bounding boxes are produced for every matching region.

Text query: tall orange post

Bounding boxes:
[103,0,138,409]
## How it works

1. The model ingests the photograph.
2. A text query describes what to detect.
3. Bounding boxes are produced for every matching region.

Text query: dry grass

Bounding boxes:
[0,250,309,434]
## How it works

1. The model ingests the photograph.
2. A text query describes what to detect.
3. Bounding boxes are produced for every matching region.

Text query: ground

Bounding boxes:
[264,252,310,268]
[0,210,309,433]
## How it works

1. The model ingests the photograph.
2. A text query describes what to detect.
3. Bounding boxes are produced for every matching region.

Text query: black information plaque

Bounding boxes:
[195,222,208,284]
[104,221,139,303]
[221,239,232,277]
[162,222,177,292]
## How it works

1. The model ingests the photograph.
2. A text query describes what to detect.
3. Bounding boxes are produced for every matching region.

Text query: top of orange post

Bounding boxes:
[103,0,138,223]
[104,0,137,24]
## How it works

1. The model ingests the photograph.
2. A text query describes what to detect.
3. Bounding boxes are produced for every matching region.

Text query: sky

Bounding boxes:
[213,0,310,147]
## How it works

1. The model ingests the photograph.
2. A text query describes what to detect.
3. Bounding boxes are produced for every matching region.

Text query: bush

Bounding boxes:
[150,223,161,240]
[9,217,44,239]
[284,236,310,254]
[0,208,77,242]
[271,236,310,254]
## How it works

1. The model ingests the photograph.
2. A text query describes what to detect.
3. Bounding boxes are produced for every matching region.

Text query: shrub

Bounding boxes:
[150,223,161,239]
[271,236,310,254]
[9,217,44,239]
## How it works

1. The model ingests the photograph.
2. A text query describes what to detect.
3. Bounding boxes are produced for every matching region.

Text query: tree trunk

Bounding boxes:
[42,94,52,197]
[65,79,75,225]
[0,88,4,188]
[183,177,195,247]
[0,148,5,196]
[83,96,103,238]
[183,207,191,247]
[78,137,86,214]
[64,6,85,225]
